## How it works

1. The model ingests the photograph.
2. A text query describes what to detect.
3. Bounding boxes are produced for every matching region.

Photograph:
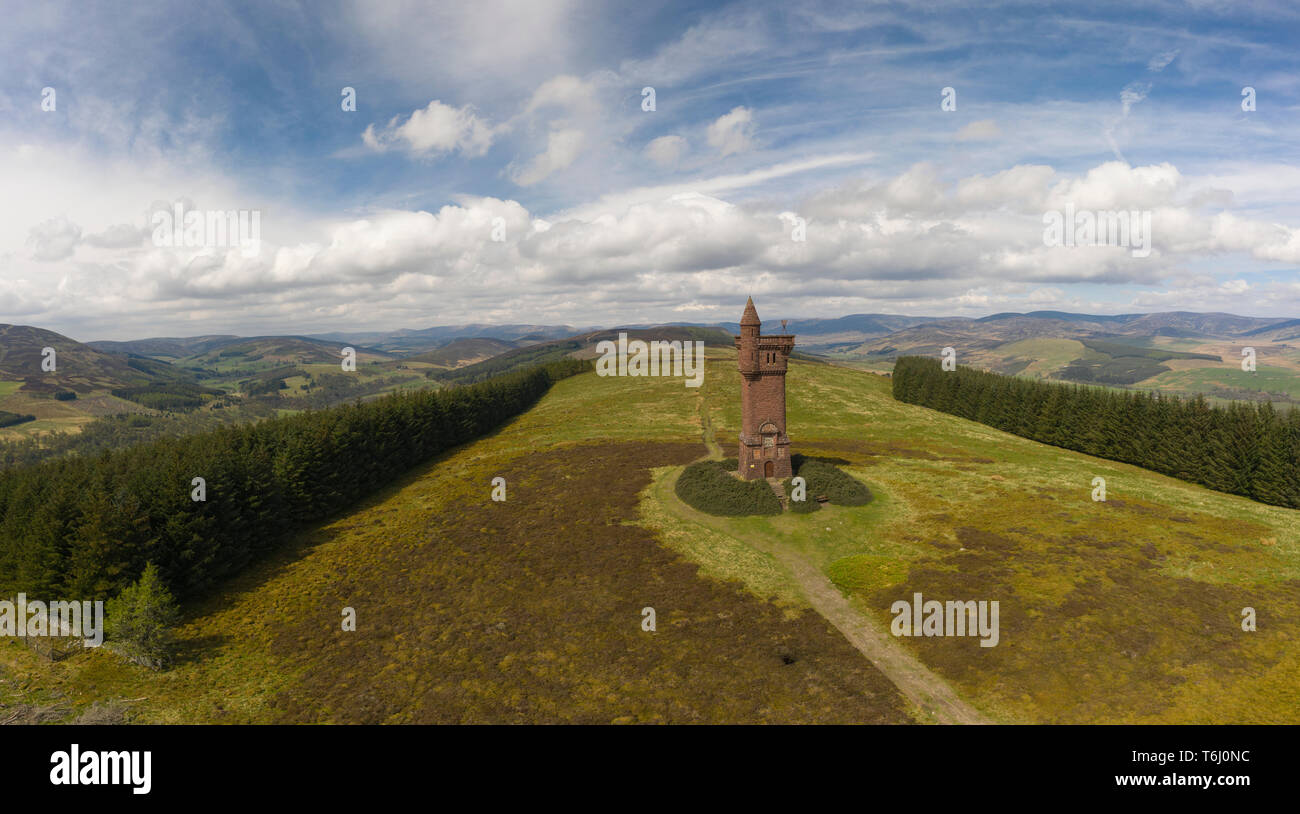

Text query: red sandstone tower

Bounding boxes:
[736,297,795,480]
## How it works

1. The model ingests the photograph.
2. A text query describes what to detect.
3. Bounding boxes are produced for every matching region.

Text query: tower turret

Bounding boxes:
[738,296,761,373]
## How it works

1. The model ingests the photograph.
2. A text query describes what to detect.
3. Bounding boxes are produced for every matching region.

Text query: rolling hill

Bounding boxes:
[3,348,1296,724]
[177,336,395,368]
[662,313,942,352]
[431,325,736,385]
[0,324,218,437]
[88,335,241,359]
[403,337,518,368]
[821,311,1300,405]
[307,323,580,354]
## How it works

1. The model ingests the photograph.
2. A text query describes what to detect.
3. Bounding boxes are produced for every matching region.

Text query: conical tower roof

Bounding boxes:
[740,296,760,326]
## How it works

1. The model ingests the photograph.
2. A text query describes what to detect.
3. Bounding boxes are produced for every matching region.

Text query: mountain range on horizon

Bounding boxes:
[6,305,1300,450]
[40,309,1300,353]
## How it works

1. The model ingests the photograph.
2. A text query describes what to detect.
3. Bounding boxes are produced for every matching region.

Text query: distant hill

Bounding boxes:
[309,323,579,354]
[652,314,941,351]
[0,324,220,434]
[15,308,1300,428]
[1239,318,1300,342]
[435,326,734,385]
[0,324,179,394]
[831,311,1290,361]
[976,310,1139,324]
[822,310,1300,405]
[89,335,241,359]
[405,337,517,368]
[177,336,395,367]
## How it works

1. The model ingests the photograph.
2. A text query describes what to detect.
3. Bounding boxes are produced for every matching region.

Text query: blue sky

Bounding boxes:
[2,0,1299,339]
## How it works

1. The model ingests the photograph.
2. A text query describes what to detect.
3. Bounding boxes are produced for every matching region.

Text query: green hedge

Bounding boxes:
[0,411,36,429]
[783,455,873,511]
[675,458,782,516]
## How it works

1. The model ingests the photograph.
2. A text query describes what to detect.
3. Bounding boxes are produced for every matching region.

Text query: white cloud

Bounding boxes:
[84,223,147,249]
[955,119,1001,142]
[644,135,687,167]
[955,165,1055,211]
[48,160,1299,328]
[1047,161,1182,210]
[560,152,874,221]
[706,106,756,157]
[525,74,599,114]
[510,128,585,186]
[363,100,498,158]
[26,216,82,262]
[1148,50,1180,71]
[1120,81,1151,116]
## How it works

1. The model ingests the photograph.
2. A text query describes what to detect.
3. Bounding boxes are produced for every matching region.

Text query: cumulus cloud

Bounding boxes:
[26,216,82,261]
[83,223,147,249]
[525,74,599,114]
[706,106,755,156]
[8,158,1300,336]
[644,135,687,167]
[1047,161,1181,210]
[8,0,1300,338]
[363,99,498,157]
[955,165,1055,211]
[510,128,585,186]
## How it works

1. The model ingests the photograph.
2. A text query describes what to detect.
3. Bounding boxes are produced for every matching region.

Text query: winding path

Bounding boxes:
[674,397,989,723]
[660,468,990,724]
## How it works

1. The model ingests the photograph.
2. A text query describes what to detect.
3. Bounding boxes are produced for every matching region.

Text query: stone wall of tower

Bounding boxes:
[743,369,787,437]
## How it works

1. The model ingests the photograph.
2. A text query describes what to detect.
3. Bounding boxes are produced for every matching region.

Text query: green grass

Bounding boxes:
[646,355,1300,723]
[1145,364,1300,399]
[993,338,1085,377]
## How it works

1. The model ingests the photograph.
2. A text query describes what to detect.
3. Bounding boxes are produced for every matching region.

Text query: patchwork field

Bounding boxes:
[829,320,1300,407]
[2,350,1297,724]
[1145,364,1300,401]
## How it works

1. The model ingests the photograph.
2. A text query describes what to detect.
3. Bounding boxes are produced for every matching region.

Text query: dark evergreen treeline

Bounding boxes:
[0,358,590,602]
[892,356,1300,509]
[0,411,37,429]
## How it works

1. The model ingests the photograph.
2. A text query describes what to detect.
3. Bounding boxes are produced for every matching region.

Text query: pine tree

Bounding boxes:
[106,563,181,670]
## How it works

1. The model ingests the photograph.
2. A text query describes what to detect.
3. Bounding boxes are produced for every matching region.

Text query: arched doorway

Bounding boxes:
[764,460,774,477]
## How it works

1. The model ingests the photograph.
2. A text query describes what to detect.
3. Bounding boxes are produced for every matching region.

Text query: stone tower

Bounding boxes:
[735,297,795,480]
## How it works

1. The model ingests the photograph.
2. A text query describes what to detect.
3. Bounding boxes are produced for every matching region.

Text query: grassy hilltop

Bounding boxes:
[2,348,1298,723]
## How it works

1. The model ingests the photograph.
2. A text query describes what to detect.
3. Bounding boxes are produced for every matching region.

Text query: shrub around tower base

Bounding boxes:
[675,459,783,516]
[782,455,873,512]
